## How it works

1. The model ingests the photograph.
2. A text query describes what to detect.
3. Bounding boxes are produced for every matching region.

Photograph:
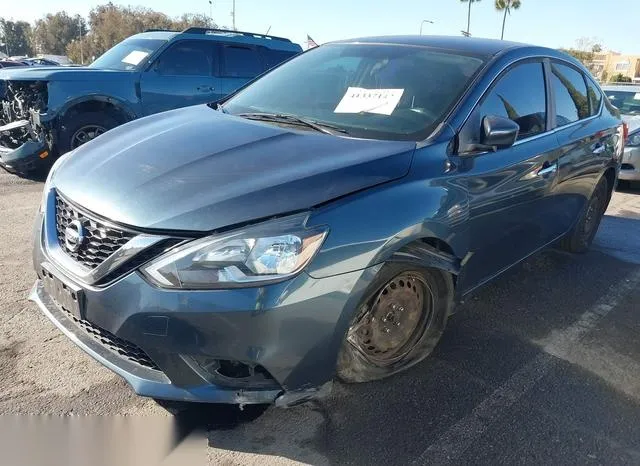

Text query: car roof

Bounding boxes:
[332,35,533,58]
[131,29,302,52]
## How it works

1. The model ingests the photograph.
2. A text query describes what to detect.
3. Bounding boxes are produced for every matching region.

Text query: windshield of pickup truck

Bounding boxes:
[222,43,485,141]
[89,38,166,71]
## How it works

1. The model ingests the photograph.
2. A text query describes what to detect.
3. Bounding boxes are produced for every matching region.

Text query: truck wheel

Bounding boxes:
[559,176,608,254]
[58,111,119,154]
[336,264,453,383]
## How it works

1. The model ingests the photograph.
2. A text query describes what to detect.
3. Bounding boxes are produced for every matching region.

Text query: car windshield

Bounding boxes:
[222,43,485,141]
[89,38,167,71]
[603,89,640,115]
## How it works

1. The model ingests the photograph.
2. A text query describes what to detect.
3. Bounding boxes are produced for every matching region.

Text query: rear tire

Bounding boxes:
[336,264,453,383]
[560,176,609,254]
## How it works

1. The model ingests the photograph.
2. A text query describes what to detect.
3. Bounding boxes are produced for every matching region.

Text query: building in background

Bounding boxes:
[587,51,640,83]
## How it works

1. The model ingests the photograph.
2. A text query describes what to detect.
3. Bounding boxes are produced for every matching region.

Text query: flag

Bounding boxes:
[307,35,318,49]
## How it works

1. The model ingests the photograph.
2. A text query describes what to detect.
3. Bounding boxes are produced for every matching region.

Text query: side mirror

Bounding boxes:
[481,115,520,149]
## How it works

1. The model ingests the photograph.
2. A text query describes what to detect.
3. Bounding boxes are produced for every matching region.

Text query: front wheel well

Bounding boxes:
[61,100,130,126]
[391,237,460,289]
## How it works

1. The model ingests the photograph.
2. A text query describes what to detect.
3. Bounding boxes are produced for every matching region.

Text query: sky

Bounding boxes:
[2,0,638,54]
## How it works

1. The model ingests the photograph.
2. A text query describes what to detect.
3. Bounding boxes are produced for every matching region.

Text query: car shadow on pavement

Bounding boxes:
[171,245,640,465]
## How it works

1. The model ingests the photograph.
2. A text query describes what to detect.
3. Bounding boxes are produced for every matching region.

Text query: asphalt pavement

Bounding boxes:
[1,168,639,465]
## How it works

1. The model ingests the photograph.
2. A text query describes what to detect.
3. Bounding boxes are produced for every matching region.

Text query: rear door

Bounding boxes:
[139,40,221,115]
[218,43,265,96]
[458,60,564,292]
[550,62,615,225]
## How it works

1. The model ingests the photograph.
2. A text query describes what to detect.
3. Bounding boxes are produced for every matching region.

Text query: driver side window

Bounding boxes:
[154,41,214,77]
[477,62,547,140]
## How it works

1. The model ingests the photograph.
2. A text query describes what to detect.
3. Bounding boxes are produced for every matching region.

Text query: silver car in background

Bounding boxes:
[603,84,640,185]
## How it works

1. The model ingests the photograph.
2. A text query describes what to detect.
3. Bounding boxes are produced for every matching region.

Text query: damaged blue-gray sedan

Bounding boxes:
[30,36,623,408]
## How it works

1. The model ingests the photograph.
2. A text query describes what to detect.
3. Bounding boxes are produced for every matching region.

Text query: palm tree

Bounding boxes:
[495,0,521,40]
[460,0,481,36]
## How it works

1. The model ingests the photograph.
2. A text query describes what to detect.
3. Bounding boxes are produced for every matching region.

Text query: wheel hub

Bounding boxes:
[350,272,431,364]
[71,125,107,149]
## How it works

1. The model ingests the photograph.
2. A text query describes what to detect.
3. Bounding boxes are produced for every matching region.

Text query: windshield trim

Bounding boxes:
[221,43,488,142]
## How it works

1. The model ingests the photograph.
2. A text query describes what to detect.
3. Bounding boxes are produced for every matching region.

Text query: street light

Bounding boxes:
[420,20,434,35]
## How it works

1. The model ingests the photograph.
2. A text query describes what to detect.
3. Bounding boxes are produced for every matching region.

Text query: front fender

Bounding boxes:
[306,173,469,279]
[45,80,141,123]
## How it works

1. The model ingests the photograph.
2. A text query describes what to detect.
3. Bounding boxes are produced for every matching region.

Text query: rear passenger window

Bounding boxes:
[586,78,603,116]
[551,63,589,126]
[478,62,547,140]
[223,46,263,78]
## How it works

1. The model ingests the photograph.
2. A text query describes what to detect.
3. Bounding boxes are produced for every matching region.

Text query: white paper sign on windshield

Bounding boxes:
[334,87,405,115]
[121,50,149,65]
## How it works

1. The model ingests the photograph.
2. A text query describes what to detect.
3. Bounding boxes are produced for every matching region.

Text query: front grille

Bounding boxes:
[58,304,160,371]
[55,194,135,269]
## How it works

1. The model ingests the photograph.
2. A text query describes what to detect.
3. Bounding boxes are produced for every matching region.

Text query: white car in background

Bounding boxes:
[603,84,640,187]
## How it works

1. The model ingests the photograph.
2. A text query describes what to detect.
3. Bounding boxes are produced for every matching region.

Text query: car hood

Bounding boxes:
[0,66,134,81]
[53,105,417,232]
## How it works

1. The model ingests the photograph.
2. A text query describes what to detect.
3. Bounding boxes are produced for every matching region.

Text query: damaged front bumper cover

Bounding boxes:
[29,280,334,407]
[0,116,49,173]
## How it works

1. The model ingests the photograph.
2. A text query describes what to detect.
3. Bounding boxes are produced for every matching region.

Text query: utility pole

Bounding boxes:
[231,0,236,30]
[209,1,213,23]
[79,17,84,65]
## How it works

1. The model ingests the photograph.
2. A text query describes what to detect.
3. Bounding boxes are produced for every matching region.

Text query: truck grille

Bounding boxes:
[55,194,135,269]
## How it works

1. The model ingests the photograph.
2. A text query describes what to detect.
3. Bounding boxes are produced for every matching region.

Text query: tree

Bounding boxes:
[460,0,481,36]
[65,4,217,64]
[32,12,87,55]
[0,19,33,56]
[495,0,521,40]
[612,73,632,83]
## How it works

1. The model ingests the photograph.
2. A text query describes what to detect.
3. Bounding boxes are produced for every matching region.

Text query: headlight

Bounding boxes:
[141,213,328,289]
[39,151,73,211]
[627,131,640,147]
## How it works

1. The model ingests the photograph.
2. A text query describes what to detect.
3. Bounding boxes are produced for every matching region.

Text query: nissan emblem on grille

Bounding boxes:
[55,194,136,269]
[64,219,86,252]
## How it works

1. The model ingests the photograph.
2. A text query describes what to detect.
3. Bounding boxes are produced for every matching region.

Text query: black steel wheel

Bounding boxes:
[336,264,453,383]
[560,176,609,254]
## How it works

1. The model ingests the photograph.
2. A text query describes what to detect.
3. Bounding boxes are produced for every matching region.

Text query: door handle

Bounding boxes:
[197,85,215,92]
[537,160,558,177]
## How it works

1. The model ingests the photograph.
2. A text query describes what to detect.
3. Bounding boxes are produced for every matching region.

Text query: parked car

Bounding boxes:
[602,84,640,187]
[20,57,63,67]
[31,36,623,409]
[0,60,27,69]
[0,28,301,173]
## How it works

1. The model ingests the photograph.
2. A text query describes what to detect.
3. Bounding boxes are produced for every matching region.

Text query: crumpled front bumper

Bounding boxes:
[0,117,49,173]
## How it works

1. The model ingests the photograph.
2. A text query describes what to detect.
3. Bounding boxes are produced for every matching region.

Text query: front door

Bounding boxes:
[140,40,221,116]
[458,60,562,293]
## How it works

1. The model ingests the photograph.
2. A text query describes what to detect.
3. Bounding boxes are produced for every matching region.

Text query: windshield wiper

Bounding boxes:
[237,112,349,135]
